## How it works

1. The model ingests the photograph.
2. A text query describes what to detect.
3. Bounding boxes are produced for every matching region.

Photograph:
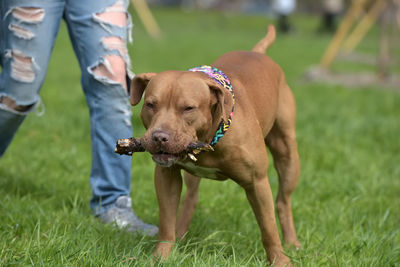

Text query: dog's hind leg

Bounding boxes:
[266,83,301,248]
[240,155,291,266]
[176,172,201,239]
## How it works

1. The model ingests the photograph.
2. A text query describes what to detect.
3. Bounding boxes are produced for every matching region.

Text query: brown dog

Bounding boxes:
[130,25,300,266]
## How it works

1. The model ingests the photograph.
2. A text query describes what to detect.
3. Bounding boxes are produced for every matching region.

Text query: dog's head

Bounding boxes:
[130,70,233,167]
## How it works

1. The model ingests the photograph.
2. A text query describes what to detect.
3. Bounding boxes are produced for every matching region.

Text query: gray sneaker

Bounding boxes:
[99,196,158,236]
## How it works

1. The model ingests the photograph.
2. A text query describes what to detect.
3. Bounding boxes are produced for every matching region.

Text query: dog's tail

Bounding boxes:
[252,24,276,54]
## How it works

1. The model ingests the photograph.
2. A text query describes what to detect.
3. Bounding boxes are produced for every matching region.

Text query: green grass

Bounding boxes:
[1,7,400,266]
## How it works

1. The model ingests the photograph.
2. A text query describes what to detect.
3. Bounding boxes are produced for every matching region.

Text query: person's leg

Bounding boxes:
[64,0,157,235]
[272,0,296,34]
[277,14,291,33]
[0,0,64,156]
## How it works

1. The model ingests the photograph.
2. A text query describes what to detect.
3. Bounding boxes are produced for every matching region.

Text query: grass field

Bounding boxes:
[1,7,400,266]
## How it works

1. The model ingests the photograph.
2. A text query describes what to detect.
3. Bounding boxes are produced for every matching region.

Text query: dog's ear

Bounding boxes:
[206,79,234,124]
[130,72,157,106]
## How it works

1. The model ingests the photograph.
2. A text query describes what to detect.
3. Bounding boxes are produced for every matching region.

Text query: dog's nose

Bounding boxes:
[152,131,170,144]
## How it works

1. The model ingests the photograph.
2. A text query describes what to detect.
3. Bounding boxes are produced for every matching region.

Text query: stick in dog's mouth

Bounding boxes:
[115,137,214,161]
[114,137,145,156]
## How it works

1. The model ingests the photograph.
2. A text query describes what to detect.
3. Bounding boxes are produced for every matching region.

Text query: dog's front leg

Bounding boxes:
[154,165,183,260]
[176,172,201,239]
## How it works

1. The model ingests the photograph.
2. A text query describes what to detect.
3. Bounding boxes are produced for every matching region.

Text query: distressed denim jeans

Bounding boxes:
[0,0,135,215]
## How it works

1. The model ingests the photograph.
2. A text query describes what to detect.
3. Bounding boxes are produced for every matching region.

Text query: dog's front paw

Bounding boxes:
[272,255,292,267]
[267,247,292,267]
[153,241,174,261]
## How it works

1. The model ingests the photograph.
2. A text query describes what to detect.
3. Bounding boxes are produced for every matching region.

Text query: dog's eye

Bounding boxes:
[184,106,195,112]
[145,102,155,109]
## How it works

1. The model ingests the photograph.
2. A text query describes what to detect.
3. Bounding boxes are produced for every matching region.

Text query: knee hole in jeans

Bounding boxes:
[94,1,127,27]
[10,7,45,23]
[91,55,127,90]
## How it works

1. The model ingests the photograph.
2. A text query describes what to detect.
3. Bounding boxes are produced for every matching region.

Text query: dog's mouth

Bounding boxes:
[151,151,182,167]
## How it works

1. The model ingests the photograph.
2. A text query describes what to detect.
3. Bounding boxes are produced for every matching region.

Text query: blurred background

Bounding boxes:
[135,0,400,88]
[1,0,399,266]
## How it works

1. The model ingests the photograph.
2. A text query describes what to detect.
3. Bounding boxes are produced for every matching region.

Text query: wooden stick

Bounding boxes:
[114,137,214,158]
[343,0,387,53]
[131,0,161,39]
[397,9,400,27]
[320,0,367,69]
[115,137,145,155]
[378,4,392,78]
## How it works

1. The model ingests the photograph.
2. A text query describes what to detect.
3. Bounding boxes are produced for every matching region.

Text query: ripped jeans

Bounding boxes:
[0,0,135,215]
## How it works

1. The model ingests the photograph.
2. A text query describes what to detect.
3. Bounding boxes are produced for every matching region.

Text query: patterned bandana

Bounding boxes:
[188,65,235,147]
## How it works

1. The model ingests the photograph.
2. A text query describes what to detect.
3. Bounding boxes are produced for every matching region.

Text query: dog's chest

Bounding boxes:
[176,161,228,180]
